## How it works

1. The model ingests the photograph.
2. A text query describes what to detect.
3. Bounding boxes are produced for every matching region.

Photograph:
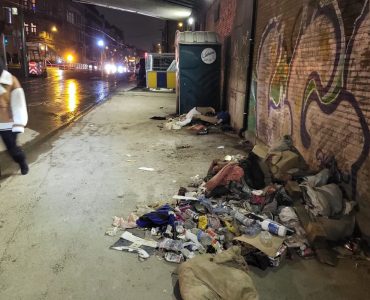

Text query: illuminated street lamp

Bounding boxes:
[51,26,57,32]
[97,39,104,47]
[67,54,74,63]
[178,22,183,28]
[188,17,194,25]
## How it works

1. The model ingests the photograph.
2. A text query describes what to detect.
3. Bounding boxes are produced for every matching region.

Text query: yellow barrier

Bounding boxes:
[147,71,176,89]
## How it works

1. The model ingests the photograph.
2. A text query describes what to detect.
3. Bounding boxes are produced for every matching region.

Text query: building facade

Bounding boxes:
[1,0,128,66]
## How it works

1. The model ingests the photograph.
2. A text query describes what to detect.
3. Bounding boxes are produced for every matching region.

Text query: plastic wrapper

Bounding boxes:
[158,238,183,252]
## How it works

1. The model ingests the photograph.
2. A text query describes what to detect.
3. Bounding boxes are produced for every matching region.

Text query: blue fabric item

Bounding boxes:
[216,111,230,124]
[136,204,175,228]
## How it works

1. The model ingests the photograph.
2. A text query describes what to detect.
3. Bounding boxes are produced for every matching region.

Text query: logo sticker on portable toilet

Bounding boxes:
[201,48,216,64]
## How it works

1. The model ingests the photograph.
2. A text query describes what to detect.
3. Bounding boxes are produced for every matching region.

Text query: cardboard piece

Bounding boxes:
[252,144,269,160]
[234,233,285,257]
[196,107,215,114]
[269,150,300,178]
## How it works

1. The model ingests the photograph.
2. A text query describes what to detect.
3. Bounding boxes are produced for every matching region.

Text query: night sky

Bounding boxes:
[96,6,165,51]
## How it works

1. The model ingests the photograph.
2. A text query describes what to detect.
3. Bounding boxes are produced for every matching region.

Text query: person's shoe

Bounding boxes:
[20,163,29,175]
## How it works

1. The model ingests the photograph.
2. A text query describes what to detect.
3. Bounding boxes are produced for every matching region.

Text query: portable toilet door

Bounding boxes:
[176,31,221,114]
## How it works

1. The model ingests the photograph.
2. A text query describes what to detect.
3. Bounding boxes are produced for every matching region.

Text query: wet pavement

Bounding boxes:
[0,67,135,170]
[21,67,135,135]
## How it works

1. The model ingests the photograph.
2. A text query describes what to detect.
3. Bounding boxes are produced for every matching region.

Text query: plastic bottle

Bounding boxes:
[259,219,287,237]
[191,228,212,247]
[164,224,173,237]
[239,223,261,237]
[198,215,208,230]
[231,210,255,226]
[185,229,204,249]
[174,221,185,234]
[259,231,272,247]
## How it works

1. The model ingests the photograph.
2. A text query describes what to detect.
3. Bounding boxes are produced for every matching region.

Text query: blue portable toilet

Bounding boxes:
[176,31,221,114]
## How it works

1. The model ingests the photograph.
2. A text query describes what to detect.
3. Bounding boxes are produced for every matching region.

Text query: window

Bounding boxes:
[24,23,29,35]
[31,23,37,35]
[67,11,74,24]
[76,14,81,25]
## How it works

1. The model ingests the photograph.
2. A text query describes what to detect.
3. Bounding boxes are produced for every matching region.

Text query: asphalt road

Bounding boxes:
[21,67,135,135]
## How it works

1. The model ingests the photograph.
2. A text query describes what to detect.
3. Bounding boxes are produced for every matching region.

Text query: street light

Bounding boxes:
[67,54,74,63]
[178,22,183,28]
[97,40,104,47]
[188,17,194,25]
[51,26,57,32]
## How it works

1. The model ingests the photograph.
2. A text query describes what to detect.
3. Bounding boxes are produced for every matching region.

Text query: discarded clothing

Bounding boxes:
[178,246,258,300]
[216,111,230,124]
[205,163,244,192]
[239,153,266,189]
[302,183,343,217]
[136,204,175,228]
[304,168,330,187]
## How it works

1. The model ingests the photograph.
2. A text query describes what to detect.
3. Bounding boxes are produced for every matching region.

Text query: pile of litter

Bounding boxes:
[153,106,232,134]
[106,135,367,299]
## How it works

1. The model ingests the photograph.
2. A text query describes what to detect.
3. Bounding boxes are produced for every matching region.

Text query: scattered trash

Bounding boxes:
[105,226,118,236]
[164,252,183,263]
[138,167,155,172]
[189,175,203,188]
[111,245,150,260]
[105,133,362,300]
[176,144,192,149]
[150,116,167,120]
[112,214,138,229]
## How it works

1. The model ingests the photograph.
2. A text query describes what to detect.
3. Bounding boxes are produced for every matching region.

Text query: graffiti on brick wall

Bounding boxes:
[254,0,370,199]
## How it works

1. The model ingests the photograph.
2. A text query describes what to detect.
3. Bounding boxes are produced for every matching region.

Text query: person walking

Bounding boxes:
[0,21,29,175]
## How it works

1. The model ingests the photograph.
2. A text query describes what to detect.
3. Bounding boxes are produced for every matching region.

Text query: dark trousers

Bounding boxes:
[0,131,26,165]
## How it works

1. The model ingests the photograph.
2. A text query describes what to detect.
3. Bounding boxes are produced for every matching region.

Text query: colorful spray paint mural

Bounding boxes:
[253,0,370,230]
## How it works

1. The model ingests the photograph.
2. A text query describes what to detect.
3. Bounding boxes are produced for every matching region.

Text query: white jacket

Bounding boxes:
[0,70,28,133]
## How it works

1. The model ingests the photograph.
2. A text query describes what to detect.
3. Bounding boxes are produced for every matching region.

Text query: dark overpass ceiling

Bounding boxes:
[74,0,196,20]
[164,0,196,9]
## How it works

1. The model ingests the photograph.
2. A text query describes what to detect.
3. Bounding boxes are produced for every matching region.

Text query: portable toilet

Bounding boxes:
[176,31,221,114]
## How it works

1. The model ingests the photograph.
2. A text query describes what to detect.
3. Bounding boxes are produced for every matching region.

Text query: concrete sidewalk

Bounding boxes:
[0,89,369,300]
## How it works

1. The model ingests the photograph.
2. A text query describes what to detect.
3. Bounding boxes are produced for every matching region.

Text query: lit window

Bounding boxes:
[67,11,74,24]
[24,23,29,35]
[31,23,37,34]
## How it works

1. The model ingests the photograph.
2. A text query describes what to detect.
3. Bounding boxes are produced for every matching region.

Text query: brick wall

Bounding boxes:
[252,0,370,237]
[205,0,253,129]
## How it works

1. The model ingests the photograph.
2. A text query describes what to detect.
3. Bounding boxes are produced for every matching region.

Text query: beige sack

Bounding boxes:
[178,246,258,300]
